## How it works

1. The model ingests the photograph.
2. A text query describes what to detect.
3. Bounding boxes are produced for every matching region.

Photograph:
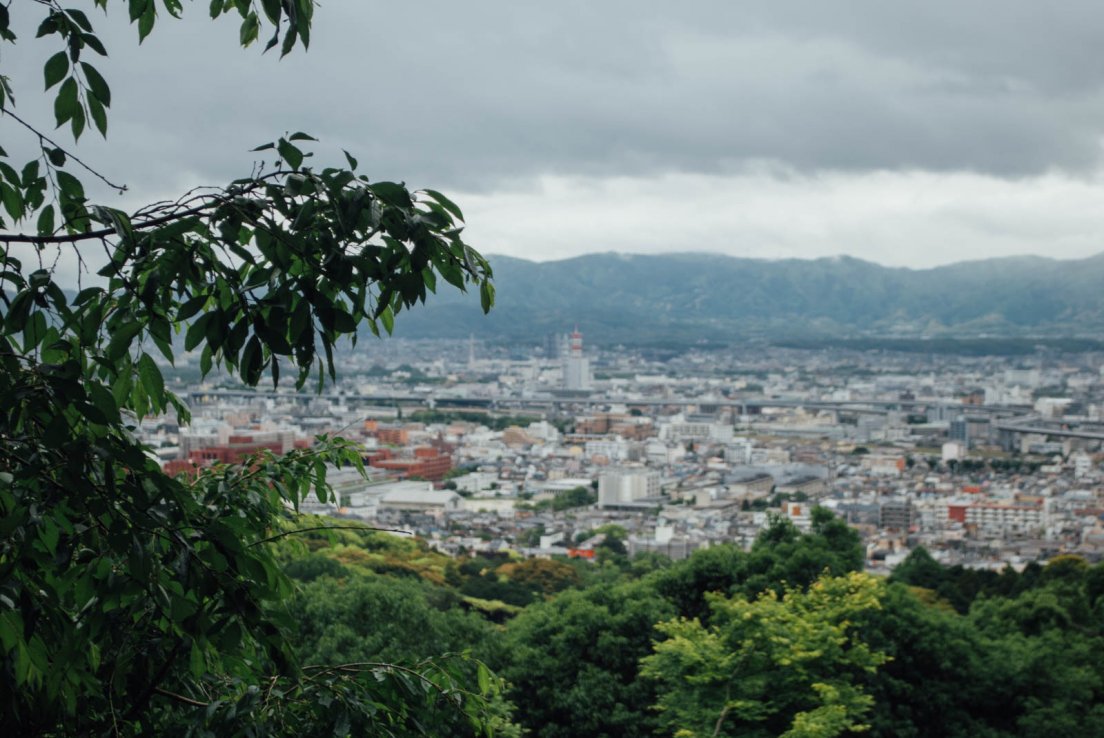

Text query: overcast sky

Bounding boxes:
[9,0,1104,268]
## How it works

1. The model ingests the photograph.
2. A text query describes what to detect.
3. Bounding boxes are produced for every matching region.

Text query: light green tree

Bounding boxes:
[642,571,889,738]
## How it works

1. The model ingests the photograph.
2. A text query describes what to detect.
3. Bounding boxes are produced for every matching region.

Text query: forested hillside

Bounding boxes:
[277,512,1104,737]
[391,252,1104,343]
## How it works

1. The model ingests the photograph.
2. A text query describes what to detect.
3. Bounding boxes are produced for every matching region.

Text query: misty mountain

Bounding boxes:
[387,252,1104,344]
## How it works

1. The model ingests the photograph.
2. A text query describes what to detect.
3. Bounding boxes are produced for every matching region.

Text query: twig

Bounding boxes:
[301,661,455,695]
[0,199,217,244]
[153,686,208,708]
[0,172,292,245]
[3,108,128,192]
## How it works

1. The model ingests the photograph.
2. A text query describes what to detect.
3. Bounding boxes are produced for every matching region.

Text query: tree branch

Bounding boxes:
[0,199,215,244]
[301,661,460,696]
[153,686,208,708]
[0,170,299,245]
[3,108,128,193]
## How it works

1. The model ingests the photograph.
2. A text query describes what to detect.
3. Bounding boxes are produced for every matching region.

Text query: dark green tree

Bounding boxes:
[740,509,863,597]
[653,543,746,621]
[500,580,675,738]
[0,2,499,735]
[888,546,945,591]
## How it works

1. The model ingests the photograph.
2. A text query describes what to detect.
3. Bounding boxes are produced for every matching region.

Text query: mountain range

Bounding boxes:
[388,252,1104,345]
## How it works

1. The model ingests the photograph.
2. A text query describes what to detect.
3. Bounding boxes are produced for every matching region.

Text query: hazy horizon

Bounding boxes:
[483,247,1104,270]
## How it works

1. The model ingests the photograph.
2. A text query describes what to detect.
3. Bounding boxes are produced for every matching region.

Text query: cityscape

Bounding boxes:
[146,329,1104,574]
[11,1,1104,734]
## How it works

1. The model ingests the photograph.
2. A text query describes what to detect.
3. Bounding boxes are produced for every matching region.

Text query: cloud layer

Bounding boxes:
[6,1,1104,267]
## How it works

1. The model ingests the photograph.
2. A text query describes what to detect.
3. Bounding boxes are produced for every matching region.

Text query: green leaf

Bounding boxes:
[260,0,281,24]
[87,381,122,424]
[22,311,47,352]
[177,294,209,322]
[480,281,495,314]
[54,77,78,126]
[36,205,55,236]
[111,367,133,406]
[138,4,156,43]
[239,11,259,46]
[289,299,311,342]
[20,160,40,187]
[13,642,30,685]
[66,8,94,32]
[0,183,23,222]
[343,149,358,170]
[80,62,111,106]
[137,353,164,407]
[56,170,84,199]
[189,643,205,680]
[163,0,184,19]
[44,52,68,90]
[331,307,355,333]
[240,334,262,384]
[82,33,108,57]
[477,661,491,694]
[88,93,107,137]
[422,188,464,221]
[128,0,149,23]
[70,105,86,140]
[184,312,213,351]
[0,161,18,188]
[276,138,303,169]
[279,24,298,57]
[106,321,142,361]
[368,181,413,209]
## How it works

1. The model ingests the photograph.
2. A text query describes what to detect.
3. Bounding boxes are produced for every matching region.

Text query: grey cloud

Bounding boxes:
[5,0,1104,198]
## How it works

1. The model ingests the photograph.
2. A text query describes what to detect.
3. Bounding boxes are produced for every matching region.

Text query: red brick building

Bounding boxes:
[371,446,452,481]
[162,435,293,477]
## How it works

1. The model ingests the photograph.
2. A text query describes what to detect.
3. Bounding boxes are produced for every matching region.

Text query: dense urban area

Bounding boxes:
[13,1,1104,735]
[151,331,1104,573]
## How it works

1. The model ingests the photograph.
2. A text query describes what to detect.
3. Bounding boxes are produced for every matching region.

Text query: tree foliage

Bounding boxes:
[642,571,889,738]
[500,579,675,738]
[0,2,498,735]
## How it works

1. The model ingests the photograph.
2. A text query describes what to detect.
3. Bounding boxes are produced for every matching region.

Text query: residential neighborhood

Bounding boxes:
[143,333,1104,573]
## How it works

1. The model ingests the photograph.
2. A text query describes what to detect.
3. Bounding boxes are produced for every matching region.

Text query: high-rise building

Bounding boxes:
[563,327,591,391]
[949,416,969,446]
[598,467,660,507]
[880,497,913,531]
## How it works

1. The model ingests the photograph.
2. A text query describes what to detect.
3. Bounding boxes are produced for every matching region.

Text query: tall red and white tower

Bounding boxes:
[563,326,591,391]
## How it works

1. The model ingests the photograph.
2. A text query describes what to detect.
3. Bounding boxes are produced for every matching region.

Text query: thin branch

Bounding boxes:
[249,524,411,547]
[153,686,208,708]
[0,172,291,244]
[0,199,216,244]
[3,108,128,192]
[123,638,185,721]
[301,661,456,695]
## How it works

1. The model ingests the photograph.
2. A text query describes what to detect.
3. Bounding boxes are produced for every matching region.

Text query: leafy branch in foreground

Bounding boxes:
[0,1,502,735]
